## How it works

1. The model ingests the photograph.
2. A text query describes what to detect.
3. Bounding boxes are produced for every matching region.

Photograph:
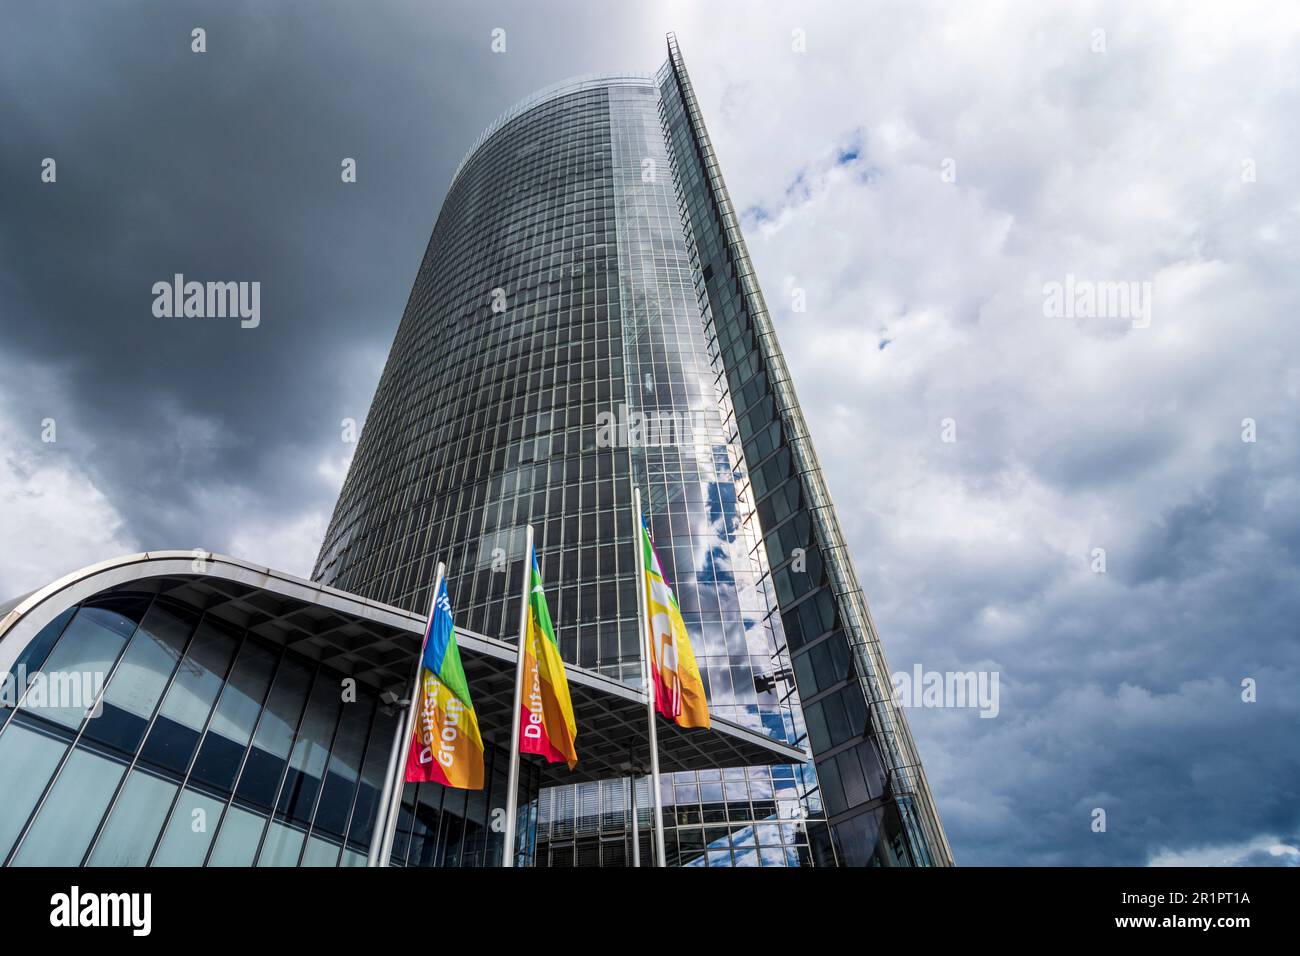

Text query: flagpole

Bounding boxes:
[629,773,640,867]
[370,560,445,867]
[501,524,534,867]
[365,712,407,866]
[633,487,668,867]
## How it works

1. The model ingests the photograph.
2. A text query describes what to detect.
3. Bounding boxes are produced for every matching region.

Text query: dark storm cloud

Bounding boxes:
[0,0,670,563]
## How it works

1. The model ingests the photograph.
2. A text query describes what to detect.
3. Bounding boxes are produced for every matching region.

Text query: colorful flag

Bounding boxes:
[405,577,484,788]
[519,547,578,769]
[640,516,710,729]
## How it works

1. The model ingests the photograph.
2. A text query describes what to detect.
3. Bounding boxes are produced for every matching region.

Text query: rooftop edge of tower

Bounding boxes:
[447,72,657,190]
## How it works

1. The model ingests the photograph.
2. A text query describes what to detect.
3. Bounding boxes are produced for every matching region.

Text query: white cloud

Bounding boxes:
[0,376,138,599]
[227,508,328,579]
[189,450,349,579]
[0,353,341,590]
[1150,836,1300,868]
[316,450,354,489]
[671,1,1300,863]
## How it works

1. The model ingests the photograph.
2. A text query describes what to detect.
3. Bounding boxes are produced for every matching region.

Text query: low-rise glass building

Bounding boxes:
[0,553,798,866]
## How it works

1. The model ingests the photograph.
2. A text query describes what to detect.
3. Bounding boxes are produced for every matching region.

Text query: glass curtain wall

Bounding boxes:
[310,38,951,867]
[0,591,535,867]
[311,72,829,866]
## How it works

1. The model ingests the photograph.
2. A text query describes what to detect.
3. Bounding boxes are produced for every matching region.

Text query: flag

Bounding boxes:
[405,576,484,788]
[640,516,710,729]
[519,546,578,768]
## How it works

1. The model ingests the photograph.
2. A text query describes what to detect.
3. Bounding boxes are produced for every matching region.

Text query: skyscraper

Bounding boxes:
[313,35,951,867]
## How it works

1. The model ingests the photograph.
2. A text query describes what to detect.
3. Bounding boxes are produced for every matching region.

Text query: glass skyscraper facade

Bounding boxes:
[313,36,951,867]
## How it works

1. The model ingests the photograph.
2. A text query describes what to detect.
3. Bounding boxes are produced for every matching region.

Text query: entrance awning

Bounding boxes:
[0,551,806,785]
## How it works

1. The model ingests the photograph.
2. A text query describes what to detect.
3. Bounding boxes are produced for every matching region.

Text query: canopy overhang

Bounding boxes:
[0,552,806,786]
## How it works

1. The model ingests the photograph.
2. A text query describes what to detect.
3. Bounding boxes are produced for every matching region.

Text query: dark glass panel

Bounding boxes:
[189,639,277,791]
[312,694,375,837]
[138,617,240,773]
[0,606,76,731]
[19,597,150,729]
[82,599,198,754]
[275,671,344,822]
[235,656,312,809]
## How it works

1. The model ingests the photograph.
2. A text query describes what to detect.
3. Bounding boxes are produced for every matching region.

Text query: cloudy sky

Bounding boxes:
[2,0,1297,867]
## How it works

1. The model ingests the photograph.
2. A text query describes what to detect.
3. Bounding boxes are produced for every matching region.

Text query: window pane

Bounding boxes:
[207,804,265,866]
[313,696,374,836]
[832,808,883,867]
[20,604,141,728]
[0,607,76,731]
[817,753,847,817]
[823,690,852,748]
[189,640,276,791]
[301,833,341,867]
[345,708,398,852]
[257,820,306,866]
[803,700,830,754]
[83,601,196,753]
[837,747,869,807]
[275,671,343,821]
[0,721,69,861]
[405,782,447,868]
[139,618,239,773]
[151,787,225,866]
[86,767,177,866]
[10,745,126,865]
[235,657,311,808]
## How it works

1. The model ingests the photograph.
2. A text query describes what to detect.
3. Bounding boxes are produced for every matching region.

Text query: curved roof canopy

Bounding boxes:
[0,552,805,786]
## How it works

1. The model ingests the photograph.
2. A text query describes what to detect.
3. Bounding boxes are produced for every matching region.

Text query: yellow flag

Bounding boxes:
[641,516,709,728]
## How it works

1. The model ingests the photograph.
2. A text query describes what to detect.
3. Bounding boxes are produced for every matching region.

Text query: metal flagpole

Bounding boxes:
[629,773,640,867]
[633,487,668,867]
[369,560,445,867]
[365,713,408,866]
[501,524,534,867]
